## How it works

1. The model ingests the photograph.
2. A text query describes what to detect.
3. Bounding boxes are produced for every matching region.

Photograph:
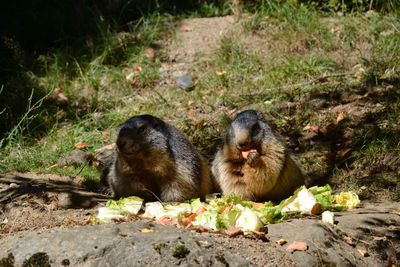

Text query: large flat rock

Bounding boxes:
[268,202,400,266]
[0,220,292,267]
[0,202,399,266]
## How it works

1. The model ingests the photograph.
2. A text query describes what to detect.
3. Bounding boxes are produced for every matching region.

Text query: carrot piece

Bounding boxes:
[195,206,207,215]
[252,202,264,209]
[182,213,196,226]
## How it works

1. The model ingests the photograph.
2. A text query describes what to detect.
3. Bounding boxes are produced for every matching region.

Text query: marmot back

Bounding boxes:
[102,114,213,202]
[212,110,304,202]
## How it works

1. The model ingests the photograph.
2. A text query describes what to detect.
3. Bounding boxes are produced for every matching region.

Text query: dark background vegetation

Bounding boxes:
[0,0,230,141]
[1,0,398,141]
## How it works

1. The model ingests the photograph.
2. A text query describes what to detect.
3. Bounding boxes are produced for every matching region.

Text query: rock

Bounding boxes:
[0,221,265,266]
[175,74,194,91]
[0,202,398,267]
[57,149,93,167]
[93,144,115,169]
[268,202,400,267]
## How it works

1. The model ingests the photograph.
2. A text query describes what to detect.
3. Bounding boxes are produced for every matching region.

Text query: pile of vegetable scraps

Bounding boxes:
[93,185,360,233]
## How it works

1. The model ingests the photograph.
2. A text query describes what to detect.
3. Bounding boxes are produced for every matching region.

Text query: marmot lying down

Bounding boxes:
[102,114,213,202]
[212,110,305,202]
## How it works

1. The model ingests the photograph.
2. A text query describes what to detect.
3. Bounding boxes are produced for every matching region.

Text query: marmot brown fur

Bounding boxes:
[102,114,213,202]
[211,110,305,202]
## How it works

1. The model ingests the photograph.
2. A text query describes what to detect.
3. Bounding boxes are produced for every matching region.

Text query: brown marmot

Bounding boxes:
[211,110,305,202]
[102,114,213,202]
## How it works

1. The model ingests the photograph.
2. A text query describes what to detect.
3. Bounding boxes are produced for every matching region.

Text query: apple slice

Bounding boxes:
[241,149,257,160]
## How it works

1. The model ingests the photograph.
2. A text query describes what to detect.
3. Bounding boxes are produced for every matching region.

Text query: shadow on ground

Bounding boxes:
[0,172,109,209]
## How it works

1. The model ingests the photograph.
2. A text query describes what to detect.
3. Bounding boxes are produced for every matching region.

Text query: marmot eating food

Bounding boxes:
[211,110,305,202]
[102,114,213,202]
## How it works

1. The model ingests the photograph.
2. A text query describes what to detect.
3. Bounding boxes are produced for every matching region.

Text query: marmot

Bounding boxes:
[102,114,213,202]
[211,110,305,202]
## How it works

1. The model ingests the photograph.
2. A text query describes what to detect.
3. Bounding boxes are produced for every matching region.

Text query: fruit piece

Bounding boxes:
[286,241,308,253]
[241,149,257,160]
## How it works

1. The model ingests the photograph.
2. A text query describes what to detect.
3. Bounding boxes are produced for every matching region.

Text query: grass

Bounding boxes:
[1,1,399,199]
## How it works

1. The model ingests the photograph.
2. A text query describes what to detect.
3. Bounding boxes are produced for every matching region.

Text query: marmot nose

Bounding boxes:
[116,134,135,154]
[116,139,127,149]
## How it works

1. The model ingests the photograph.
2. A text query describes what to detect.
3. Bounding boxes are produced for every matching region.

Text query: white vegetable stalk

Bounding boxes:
[142,202,165,219]
[321,211,335,224]
[235,208,264,232]
[97,207,127,221]
[282,187,321,215]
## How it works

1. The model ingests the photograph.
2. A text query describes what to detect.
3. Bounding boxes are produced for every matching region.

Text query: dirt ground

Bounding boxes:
[1,15,399,266]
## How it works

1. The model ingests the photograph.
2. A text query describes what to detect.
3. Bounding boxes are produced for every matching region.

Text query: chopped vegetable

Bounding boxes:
[93,185,361,233]
[195,206,207,215]
[143,202,165,219]
[182,214,197,226]
[192,210,226,231]
[252,202,264,209]
[235,208,264,232]
[335,192,360,210]
[282,187,321,215]
[222,206,241,227]
[106,196,143,215]
[321,211,335,224]
[96,207,128,222]
[256,205,285,224]
[163,203,192,217]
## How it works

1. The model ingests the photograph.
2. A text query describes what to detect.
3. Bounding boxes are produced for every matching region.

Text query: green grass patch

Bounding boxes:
[1,3,399,197]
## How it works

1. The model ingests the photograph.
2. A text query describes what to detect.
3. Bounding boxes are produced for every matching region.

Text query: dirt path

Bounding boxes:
[159,16,236,85]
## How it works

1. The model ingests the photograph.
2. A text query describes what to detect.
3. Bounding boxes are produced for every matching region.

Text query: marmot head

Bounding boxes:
[115,114,169,157]
[225,109,272,152]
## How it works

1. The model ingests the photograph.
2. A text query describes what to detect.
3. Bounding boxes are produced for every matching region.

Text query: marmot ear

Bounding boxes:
[149,119,161,131]
[256,111,265,121]
[225,126,234,144]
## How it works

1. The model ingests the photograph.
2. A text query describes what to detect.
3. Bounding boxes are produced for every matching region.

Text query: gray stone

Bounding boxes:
[58,149,93,167]
[0,221,259,267]
[175,74,194,91]
[267,202,400,267]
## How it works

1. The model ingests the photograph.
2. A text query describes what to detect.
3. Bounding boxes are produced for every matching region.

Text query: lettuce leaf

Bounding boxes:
[106,196,144,214]
[192,210,226,231]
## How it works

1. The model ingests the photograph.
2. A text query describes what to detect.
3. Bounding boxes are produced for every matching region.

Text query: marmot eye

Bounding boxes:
[137,124,146,133]
[252,123,261,135]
